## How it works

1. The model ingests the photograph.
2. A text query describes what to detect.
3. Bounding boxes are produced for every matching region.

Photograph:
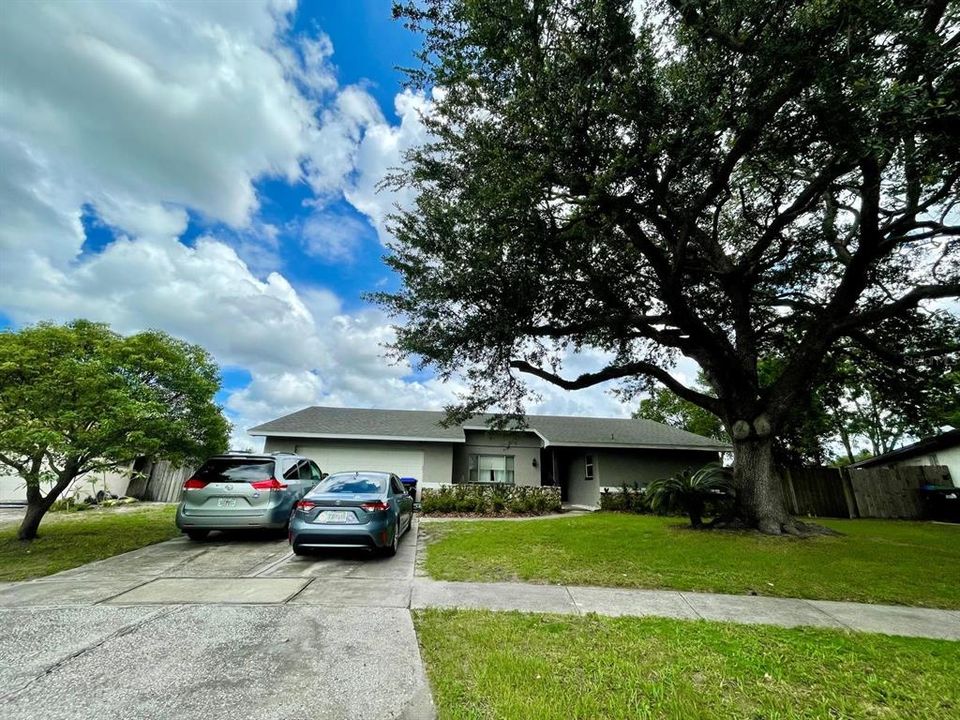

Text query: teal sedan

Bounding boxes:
[289,471,414,556]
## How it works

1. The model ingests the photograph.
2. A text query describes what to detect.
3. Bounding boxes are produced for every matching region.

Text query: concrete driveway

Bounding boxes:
[0,522,434,720]
[0,505,25,527]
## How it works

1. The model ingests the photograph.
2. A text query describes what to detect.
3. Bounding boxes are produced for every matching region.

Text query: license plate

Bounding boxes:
[316,510,356,524]
[217,498,238,508]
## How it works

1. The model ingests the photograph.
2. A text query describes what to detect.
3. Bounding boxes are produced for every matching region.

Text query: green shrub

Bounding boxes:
[421,484,561,516]
[599,482,650,513]
[646,463,734,528]
[49,497,88,513]
[421,486,454,514]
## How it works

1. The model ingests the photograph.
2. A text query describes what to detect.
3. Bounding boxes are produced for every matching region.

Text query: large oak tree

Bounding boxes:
[379,0,960,533]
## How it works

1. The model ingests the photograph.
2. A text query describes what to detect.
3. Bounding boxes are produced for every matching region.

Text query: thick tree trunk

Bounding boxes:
[17,501,52,541]
[17,464,77,541]
[731,437,793,535]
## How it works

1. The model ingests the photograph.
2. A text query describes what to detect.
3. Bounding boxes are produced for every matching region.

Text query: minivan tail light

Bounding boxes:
[183,478,207,490]
[295,499,316,512]
[361,500,390,512]
[250,478,287,491]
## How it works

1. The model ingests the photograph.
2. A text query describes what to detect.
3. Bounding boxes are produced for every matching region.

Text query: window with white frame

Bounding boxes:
[585,455,595,481]
[468,454,515,483]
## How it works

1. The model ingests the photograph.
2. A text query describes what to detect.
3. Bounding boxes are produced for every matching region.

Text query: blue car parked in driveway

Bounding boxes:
[289,471,414,557]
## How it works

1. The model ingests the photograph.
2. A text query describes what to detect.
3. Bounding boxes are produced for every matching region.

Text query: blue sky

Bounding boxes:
[0,0,634,448]
[76,2,416,312]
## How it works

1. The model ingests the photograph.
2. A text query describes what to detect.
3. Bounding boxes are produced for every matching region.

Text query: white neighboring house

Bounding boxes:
[850,428,960,487]
[0,464,134,504]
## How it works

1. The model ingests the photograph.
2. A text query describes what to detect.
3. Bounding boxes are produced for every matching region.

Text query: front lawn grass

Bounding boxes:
[0,504,179,581]
[422,513,960,607]
[415,609,960,720]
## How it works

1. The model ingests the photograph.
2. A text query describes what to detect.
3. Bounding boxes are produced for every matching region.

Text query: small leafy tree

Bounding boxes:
[0,320,229,540]
[646,464,733,528]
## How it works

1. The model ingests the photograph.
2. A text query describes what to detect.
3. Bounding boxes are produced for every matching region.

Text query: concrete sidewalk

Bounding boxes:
[410,579,960,640]
[5,575,955,641]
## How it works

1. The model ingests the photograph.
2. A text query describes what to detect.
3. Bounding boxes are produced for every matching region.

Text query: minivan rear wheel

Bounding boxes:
[186,529,209,541]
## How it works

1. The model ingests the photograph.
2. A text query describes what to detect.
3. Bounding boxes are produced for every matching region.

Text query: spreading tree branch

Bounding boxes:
[509,359,724,415]
[840,284,960,329]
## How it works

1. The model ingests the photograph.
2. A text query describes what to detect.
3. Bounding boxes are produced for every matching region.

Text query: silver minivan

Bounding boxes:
[175,453,323,540]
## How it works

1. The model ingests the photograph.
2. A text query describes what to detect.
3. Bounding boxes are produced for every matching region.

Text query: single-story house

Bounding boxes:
[850,428,959,487]
[249,406,731,507]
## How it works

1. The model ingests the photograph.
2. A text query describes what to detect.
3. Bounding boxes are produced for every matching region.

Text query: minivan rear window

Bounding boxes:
[194,459,274,484]
[315,473,387,494]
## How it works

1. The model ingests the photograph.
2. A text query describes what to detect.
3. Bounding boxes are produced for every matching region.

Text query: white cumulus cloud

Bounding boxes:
[0,0,642,452]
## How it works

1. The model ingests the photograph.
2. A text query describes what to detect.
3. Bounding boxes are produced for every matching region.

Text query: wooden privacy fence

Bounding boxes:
[780,464,953,519]
[125,460,195,503]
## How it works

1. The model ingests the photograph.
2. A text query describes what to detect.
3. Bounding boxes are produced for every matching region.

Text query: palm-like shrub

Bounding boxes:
[646,463,733,528]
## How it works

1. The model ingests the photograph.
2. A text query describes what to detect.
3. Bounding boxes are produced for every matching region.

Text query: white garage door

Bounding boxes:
[295,445,425,481]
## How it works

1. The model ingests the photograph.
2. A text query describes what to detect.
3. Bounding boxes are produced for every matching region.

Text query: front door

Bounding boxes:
[542,448,568,501]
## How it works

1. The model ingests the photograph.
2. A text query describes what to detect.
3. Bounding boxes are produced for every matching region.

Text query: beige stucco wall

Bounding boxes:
[563,449,598,507]
[562,447,722,508]
[453,430,542,486]
[597,448,722,488]
[263,437,455,487]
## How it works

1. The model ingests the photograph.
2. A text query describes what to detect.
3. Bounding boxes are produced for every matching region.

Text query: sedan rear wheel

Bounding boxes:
[186,529,209,541]
[382,519,400,557]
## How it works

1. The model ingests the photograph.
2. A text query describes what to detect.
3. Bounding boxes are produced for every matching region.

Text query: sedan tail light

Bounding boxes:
[360,500,390,512]
[183,478,207,490]
[295,499,316,512]
[250,478,287,491]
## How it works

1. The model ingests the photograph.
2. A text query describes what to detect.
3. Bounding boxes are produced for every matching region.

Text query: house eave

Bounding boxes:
[545,441,732,452]
[248,430,465,444]
[850,430,960,468]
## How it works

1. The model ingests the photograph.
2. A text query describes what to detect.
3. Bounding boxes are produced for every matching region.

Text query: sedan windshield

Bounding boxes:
[314,473,387,494]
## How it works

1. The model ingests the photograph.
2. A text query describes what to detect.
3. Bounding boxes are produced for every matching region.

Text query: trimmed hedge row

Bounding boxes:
[420,484,561,515]
[599,483,650,513]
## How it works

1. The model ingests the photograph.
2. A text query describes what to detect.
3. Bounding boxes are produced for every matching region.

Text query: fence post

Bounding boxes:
[839,467,859,519]
[782,467,800,515]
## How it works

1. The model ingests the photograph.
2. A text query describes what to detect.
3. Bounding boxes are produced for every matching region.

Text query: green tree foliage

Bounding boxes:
[0,320,229,539]
[639,352,959,465]
[821,356,960,462]
[941,370,960,429]
[380,0,960,533]
[633,382,727,442]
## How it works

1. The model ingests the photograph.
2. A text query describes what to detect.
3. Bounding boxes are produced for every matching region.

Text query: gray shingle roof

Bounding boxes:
[249,406,731,451]
[518,414,729,450]
[248,406,464,441]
